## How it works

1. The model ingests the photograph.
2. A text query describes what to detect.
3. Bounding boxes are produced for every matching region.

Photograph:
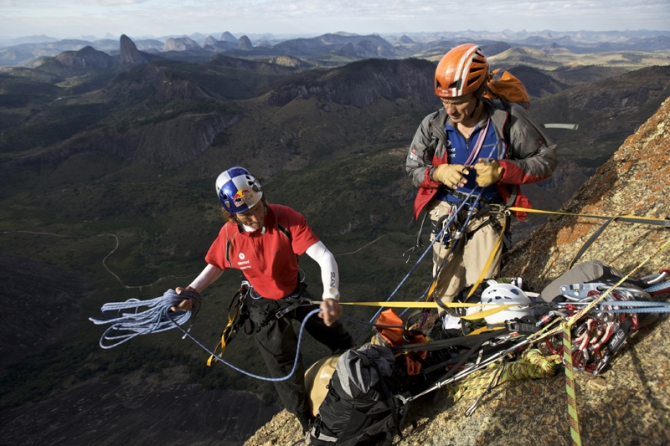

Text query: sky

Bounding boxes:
[1,0,669,40]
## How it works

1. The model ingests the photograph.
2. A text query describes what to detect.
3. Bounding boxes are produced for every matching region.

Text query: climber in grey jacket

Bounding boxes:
[405,43,558,307]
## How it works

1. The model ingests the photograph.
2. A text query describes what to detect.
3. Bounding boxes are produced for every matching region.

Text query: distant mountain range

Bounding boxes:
[1,29,670,67]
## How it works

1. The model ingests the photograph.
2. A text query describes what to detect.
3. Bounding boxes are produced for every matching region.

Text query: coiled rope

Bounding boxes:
[89,289,193,349]
[90,292,320,382]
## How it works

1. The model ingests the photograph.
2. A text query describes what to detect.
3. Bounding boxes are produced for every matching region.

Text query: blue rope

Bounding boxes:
[645,280,670,294]
[89,289,192,349]
[169,308,322,382]
[90,292,321,382]
[569,300,670,308]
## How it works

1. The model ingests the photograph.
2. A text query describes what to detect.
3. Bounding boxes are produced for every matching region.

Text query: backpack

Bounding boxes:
[309,344,410,446]
[483,68,531,110]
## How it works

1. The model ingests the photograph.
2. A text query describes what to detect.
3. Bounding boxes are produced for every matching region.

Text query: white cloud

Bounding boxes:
[0,0,668,39]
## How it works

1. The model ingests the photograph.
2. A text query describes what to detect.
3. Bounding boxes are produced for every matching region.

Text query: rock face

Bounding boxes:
[201,36,219,48]
[163,37,200,52]
[266,58,436,108]
[267,55,311,68]
[120,34,149,64]
[54,45,115,70]
[244,98,670,445]
[221,31,238,43]
[503,96,670,286]
[238,35,253,50]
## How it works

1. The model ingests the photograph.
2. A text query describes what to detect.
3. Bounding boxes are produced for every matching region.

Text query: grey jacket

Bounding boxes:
[405,99,558,219]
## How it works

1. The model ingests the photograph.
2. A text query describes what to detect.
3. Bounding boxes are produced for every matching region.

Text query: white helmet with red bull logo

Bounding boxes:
[215,167,263,214]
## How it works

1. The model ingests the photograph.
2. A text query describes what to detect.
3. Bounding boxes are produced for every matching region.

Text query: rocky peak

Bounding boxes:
[244,97,670,445]
[162,37,199,52]
[120,34,149,64]
[54,45,115,69]
[266,55,311,68]
[220,31,238,43]
[201,36,219,48]
[238,35,253,50]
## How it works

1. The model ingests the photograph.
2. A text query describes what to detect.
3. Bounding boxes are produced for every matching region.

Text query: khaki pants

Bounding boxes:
[427,200,505,305]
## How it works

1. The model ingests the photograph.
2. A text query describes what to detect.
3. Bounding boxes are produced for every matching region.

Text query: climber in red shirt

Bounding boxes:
[175,166,353,432]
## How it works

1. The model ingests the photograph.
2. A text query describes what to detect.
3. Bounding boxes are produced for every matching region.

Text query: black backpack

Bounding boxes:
[309,345,410,446]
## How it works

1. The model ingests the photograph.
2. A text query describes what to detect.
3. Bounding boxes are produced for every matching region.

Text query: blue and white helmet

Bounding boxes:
[215,167,263,214]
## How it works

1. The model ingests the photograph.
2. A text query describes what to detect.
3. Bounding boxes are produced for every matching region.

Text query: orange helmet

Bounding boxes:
[434,44,489,98]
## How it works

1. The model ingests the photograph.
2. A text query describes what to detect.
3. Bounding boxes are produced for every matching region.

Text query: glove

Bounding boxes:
[473,159,503,187]
[433,164,469,188]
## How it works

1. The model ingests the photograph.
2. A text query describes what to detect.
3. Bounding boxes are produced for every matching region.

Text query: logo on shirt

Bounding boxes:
[237,252,250,269]
[233,189,251,208]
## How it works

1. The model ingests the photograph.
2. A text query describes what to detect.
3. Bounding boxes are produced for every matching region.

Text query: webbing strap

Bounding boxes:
[207,307,237,367]
[207,286,248,367]
[467,325,505,336]
[507,206,670,227]
[568,217,617,269]
[466,216,508,300]
[335,300,521,321]
[563,322,582,446]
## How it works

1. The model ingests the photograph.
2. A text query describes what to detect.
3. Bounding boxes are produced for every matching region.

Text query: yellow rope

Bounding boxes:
[449,349,561,402]
[507,207,670,226]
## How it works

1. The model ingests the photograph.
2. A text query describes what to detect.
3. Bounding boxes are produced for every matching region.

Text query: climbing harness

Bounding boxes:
[207,278,313,366]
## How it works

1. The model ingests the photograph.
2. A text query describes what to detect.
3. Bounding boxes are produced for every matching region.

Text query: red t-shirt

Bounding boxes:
[205,204,320,299]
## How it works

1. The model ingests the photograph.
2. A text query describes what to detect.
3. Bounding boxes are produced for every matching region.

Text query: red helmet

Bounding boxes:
[434,44,489,98]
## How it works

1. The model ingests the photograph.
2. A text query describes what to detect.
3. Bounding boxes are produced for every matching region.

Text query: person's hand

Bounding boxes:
[473,159,504,187]
[319,299,343,326]
[433,164,469,188]
[171,286,200,312]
